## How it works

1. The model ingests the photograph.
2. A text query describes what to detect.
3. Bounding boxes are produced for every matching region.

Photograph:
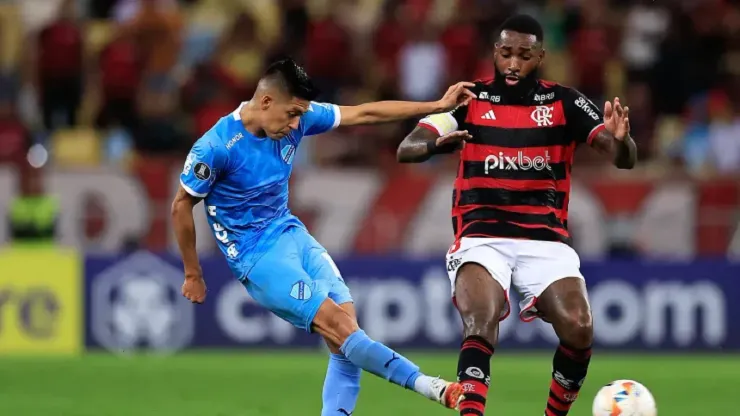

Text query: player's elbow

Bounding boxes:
[396,145,411,163]
[170,196,192,221]
[616,160,636,170]
[396,144,416,163]
[614,155,637,170]
[171,198,184,220]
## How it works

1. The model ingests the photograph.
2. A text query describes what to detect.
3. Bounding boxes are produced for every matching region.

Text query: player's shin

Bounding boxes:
[321,353,361,416]
[339,329,418,388]
[457,335,494,416]
[315,300,456,404]
[546,343,592,416]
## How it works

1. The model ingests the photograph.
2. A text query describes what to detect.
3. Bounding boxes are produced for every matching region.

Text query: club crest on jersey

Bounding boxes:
[281,144,296,164]
[530,105,554,127]
[290,281,312,300]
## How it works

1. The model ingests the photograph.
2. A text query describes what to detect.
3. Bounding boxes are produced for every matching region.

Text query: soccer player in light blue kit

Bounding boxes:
[172,58,475,415]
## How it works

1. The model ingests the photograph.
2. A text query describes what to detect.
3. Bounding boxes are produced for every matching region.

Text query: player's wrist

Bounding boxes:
[430,100,446,113]
[184,267,203,280]
[426,139,440,155]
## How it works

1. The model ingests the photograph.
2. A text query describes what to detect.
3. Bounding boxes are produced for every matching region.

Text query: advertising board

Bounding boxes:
[0,247,82,355]
[84,252,739,352]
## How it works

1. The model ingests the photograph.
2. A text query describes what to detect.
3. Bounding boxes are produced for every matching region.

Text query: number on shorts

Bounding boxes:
[321,252,342,278]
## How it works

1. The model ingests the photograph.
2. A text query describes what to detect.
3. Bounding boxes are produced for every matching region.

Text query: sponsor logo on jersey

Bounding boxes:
[575,96,600,121]
[478,91,501,103]
[226,132,244,150]
[534,92,555,102]
[183,153,195,175]
[484,151,552,173]
[447,258,461,272]
[481,110,496,120]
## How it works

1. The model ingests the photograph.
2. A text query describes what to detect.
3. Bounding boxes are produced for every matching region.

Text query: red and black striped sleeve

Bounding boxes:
[561,87,606,145]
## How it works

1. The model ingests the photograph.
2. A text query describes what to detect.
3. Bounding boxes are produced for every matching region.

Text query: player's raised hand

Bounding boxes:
[604,97,630,140]
[437,82,477,112]
[436,130,473,148]
[182,272,207,304]
[604,97,630,141]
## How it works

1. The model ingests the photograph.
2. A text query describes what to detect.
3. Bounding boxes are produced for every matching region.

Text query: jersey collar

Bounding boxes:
[232,102,246,120]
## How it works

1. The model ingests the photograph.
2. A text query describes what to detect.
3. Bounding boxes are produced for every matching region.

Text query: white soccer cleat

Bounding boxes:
[429,377,465,410]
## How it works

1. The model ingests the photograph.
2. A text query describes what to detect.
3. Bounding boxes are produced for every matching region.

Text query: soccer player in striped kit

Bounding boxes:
[396,14,636,416]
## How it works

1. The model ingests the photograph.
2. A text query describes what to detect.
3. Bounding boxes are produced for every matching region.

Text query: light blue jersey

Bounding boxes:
[180,101,351,331]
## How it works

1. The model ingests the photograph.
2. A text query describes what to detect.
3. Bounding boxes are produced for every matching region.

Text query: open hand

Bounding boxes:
[436,82,476,112]
[182,272,207,304]
[604,97,630,141]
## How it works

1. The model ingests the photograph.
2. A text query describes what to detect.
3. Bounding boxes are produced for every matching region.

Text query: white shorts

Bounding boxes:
[446,237,584,322]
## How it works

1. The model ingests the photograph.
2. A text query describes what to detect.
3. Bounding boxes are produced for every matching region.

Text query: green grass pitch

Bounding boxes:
[1,352,737,415]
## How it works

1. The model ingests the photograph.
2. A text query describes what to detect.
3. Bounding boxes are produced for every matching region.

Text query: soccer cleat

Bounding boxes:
[430,378,465,410]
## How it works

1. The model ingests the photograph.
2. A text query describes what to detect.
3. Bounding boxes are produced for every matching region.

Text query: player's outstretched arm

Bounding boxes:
[338,82,475,126]
[397,126,471,163]
[171,186,207,303]
[591,98,637,169]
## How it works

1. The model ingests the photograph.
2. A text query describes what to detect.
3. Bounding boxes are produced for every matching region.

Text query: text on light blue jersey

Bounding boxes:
[180,101,341,279]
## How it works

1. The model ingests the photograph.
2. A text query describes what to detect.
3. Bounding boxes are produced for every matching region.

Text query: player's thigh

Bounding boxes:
[511,240,587,322]
[243,232,331,332]
[303,246,358,350]
[447,239,514,325]
[298,231,353,306]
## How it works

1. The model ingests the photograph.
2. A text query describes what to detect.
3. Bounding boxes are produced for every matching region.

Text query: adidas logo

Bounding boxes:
[481,110,496,120]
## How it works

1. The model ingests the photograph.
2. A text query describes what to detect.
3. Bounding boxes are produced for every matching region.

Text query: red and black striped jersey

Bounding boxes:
[418,78,606,245]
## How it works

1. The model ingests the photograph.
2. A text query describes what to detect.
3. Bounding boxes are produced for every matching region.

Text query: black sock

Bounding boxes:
[457,335,494,416]
[546,343,591,416]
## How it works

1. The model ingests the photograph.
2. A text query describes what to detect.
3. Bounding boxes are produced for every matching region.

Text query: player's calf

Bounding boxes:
[321,303,362,416]
[536,277,593,416]
[454,263,508,416]
[313,298,464,410]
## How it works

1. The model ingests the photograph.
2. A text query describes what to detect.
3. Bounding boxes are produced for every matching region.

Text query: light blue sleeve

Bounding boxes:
[180,136,228,198]
[301,102,342,137]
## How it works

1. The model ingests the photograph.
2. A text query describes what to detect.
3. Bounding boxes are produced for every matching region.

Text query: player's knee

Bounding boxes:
[454,263,506,342]
[559,307,593,349]
[328,312,360,345]
[314,299,360,346]
[460,312,499,344]
[456,292,501,342]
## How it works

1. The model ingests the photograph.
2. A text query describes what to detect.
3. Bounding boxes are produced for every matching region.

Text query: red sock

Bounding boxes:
[457,336,494,416]
[546,344,591,416]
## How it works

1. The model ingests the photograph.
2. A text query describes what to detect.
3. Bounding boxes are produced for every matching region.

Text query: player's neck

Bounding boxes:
[239,101,267,138]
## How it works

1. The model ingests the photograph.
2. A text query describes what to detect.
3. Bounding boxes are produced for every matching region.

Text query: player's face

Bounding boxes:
[260,94,310,140]
[493,30,544,87]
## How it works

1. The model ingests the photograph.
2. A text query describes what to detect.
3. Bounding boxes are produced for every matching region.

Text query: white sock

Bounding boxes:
[413,375,437,400]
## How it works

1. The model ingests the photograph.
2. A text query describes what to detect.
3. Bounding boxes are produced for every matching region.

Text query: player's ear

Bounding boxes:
[537,49,546,67]
[260,94,273,110]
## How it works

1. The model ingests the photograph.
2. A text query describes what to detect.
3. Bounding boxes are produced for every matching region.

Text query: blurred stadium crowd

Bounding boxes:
[0,0,737,175]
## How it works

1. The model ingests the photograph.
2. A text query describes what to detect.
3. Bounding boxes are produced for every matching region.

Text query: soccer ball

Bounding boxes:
[592,380,657,416]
